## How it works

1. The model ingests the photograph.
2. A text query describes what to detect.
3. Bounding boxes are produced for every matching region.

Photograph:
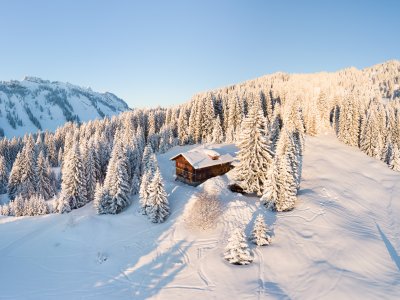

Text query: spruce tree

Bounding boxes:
[211,115,224,144]
[7,151,24,200]
[224,228,253,265]
[261,158,280,210]
[147,168,169,223]
[56,192,72,214]
[101,142,131,214]
[19,136,38,199]
[60,143,87,209]
[131,168,140,195]
[250,214,271,246]
[0,155,8,194]
[94,183,111,214]
[139,169,151,214]
[390,143,400,172]
[36,151,55,200]
[275,154,297,211]
[235,105,273,195]
[177,107,190,145]
[360,108,381,157]
[141,144,153,176]
[84,145,97,202]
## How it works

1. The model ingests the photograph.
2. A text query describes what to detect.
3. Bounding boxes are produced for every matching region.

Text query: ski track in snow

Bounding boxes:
[1,135,400,299]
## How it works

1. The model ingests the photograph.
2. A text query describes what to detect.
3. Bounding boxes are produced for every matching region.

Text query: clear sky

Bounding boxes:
[0,1,399,108]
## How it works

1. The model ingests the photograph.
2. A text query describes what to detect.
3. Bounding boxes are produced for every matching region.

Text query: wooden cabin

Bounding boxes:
[170,148,235,186]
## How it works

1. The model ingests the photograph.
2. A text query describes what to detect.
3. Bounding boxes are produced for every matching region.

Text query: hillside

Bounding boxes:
[0,77,129,137]
[0,134,399,299]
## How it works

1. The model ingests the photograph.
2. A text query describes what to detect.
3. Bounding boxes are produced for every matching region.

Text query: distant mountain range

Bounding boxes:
[0,76,129,137]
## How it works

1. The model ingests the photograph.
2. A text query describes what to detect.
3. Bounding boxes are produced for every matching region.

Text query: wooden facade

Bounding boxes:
[172,155,233,186]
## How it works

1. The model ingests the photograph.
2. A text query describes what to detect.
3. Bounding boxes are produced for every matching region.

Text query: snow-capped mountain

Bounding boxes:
[0,76,129,137]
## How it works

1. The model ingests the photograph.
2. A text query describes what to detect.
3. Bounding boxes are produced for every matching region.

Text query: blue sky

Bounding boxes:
[0,1,399,108]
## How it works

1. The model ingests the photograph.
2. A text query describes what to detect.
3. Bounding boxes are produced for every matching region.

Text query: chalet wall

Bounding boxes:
[172,154,233,186]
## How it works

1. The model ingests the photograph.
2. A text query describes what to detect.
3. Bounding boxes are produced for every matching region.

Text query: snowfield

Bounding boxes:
[1,134,400,299]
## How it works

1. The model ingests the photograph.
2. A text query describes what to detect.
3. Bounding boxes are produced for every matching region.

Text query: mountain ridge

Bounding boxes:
[0,76,129,137]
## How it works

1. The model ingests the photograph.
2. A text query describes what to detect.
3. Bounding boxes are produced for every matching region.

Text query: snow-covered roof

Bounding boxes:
[170,147,235,169]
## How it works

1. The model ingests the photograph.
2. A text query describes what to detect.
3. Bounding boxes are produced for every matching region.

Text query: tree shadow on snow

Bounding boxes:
[376,223,400,272]
[122,240,193,298]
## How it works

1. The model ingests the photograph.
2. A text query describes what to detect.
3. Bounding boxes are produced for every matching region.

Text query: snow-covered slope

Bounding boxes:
[0,135,399,299]
[0,77,129,137]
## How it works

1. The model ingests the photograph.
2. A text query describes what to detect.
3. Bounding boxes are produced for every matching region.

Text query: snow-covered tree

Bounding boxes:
[141,143,154,176]
[177,107,190,145]
[9,195,26,217]
[147,168,169,223]
[93,183,110,214]
[25,194,49,216]
[235,105,273,195]
[7,137,37,200]
[268,110,282,154]
[19,136,38,199]
[338,94,361,147]
[36,151,55,200]
[0,155,8,194]
[83,145,97,202]
[60,143,87,210]
[100,142,131,214]
[389,143,400,172]
[139,170,151,214]
[131,170,140,195]
[262,130,298,212]
[224,228,253,265]
[360,108,381,157]
[56,192,72,214]
[275,154,297,211]
[211,115,224,144]
[7,152,24,199]
[261,159,280,210]
[250,214,271,246]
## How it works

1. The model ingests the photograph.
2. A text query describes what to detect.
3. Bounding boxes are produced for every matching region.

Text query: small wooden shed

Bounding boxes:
[170,148,235,186]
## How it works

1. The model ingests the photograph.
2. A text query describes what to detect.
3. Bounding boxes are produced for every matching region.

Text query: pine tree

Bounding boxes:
[250,214,271,246]
[26,194,48,216]
[338,94,361,146]
[10,195,26,217]
[19,136,38,199]
[56,193,72,214]
[275,154,297,212]
[262,131,298,212]
[93,183,110,214]
[211,115,224,144]
[389,143,400,172]
[224,228,253,265]
[36,151,55,200]
[60,143,87,209]
[177,107,190,145]
[101,142,131,214]
[83,145,97,202]
[268,111,282,154]
[139,170,151,214]
[7,137,38,200]
[235,105,273,195]
[360,108,381,157]
[131,169,140,195]
[7,151,24,199]
[141,144,153,176]
[147,168,169,223]
[261,158,280,210]
[57,147,63,168]
[0,155,8,194]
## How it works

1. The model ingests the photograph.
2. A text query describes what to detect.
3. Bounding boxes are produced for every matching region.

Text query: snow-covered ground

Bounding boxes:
[0,134,400,299]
